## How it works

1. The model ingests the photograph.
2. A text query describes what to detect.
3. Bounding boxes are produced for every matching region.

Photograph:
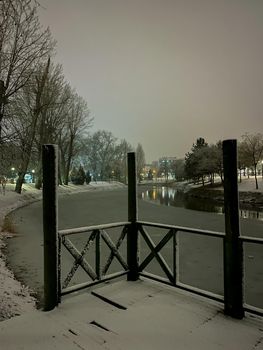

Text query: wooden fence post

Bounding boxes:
[223,139,244,319]
[127,152,139,281]
[42,144,59,310]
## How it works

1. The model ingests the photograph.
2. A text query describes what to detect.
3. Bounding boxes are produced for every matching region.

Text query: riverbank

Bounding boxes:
[0,181,125,321]
[185,178,263,208]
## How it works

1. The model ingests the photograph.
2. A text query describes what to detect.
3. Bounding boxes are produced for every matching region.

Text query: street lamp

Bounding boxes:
[10,167,15,183]
[32,169,35,183]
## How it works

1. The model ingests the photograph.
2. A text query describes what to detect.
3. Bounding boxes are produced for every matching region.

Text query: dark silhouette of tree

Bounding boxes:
[240,133,263,189]
[185,138,222,185]
[0,0,55,141]
[136,143,145,182]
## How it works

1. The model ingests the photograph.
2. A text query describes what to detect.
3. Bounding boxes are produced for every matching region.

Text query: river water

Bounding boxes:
[141,185,263,221]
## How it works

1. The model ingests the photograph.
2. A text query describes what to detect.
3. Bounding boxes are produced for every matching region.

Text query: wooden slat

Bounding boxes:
[138,226,174,283]
[62,234,97,288]
[138,226,174,272]
[95,230,101,279]
[138,221,225,238]
[59,222,130,237]
[173,230,178,286]
[101,230,128,271]
[239,236,263,244]
[61,271,128,296]
[102,226,128,276]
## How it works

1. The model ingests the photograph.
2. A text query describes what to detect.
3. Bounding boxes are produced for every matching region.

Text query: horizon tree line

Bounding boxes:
[184,133,263,190]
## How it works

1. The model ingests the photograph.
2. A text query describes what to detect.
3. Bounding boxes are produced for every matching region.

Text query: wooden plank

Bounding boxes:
[59,222,129,237]
[102,226,128,275]
[138,226,174,272]
[138,226,174,283]
[138,221,225,238]
[62,235,97,287]
[61,271,128,296]
[101,230,128,270]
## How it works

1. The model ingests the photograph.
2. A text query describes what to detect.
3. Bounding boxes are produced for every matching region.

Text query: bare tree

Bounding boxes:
[33,63,69,188]
[240,133,263,189]
[112,139,133,183]
[82,130,117,181]
[8,58,51,193]
[0,0,55,140]
[237,141,253,182]
[60,91,93,185]
[136,143,145,182]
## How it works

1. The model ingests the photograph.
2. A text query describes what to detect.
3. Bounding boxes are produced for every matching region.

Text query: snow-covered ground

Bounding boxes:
[0,181,125,321]
[179,176,263,193]
[215,176,263,192]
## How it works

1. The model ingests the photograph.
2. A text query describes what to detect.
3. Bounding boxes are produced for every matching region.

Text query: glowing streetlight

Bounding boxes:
[10,167,16,183]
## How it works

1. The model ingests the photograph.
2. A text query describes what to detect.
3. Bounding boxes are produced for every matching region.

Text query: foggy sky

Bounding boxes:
[39,0,263,162]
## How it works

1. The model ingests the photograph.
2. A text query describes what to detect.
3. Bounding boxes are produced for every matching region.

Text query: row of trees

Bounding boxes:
[78,131,145,183]
[0,1,146,191]
[0,0,93,192]
[185,138,223,185]
[184,133,263,189]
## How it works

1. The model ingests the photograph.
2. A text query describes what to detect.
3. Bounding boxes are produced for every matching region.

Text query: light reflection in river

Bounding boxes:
[141,186,263,221]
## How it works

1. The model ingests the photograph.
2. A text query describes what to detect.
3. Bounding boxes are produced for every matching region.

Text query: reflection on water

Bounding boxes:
[141,186,263,221]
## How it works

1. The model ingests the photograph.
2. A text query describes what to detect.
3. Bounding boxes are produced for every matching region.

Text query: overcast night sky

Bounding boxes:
[39,0,263,162]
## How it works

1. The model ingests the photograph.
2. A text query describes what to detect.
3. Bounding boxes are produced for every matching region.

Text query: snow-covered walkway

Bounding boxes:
[1,279,263,350]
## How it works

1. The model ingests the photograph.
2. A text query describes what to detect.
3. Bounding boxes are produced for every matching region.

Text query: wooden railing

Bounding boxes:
[56,219,263,318]
[42,142,263,320]
[58,222,129,296]
[137,221,225,301]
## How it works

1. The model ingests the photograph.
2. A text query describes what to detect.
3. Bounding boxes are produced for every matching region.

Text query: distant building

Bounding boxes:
[158,156,177,179]
[158,156,177,166]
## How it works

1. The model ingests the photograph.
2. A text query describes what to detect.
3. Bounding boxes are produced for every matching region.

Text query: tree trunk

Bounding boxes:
[58,163,63,185]
[35,149,42,189]
[0,80,5,142]
[15,148,31,193]
[64,136,74,185]
[35,164,42,189]
[254,164,258,189]
[15,171,26,194]
[15,59,50,193]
